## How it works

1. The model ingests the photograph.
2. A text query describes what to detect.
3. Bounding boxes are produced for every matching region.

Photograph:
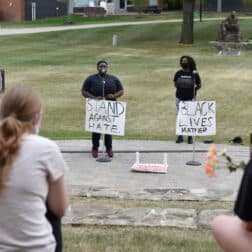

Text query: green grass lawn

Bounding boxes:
[0,18,252,142]
[62,198,231,252]
[63,225,221,252]
[1,18,247,250]
[61,198,232,251]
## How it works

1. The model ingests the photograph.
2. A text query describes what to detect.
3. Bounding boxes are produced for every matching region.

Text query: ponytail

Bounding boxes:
[0,86,42,194]
[0,116,24,193]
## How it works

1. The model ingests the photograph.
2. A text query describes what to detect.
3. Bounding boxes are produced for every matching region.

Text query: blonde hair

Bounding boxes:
[0,86,42,193]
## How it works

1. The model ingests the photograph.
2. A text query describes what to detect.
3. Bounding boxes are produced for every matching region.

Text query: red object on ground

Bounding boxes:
[131,163,168,174]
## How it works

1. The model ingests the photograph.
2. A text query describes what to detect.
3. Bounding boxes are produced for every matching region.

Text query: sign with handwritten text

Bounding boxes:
[176,101,216,136]
[85,98,126,136]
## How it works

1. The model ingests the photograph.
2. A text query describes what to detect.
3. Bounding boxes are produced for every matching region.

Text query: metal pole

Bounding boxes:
[96,78,112,162]
[186,135,201,166]
[112,34,118,46]
[199,0,202,22]
[217,0,222,13]
[186,71,201,166]
[32,2,36,21]
[250,133,252,159]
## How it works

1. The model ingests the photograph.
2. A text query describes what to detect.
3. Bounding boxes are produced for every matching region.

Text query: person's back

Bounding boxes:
[0,87,69,252]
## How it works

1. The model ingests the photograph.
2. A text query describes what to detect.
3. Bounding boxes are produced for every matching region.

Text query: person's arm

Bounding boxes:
[114,89,124,98]
[106,76,124,100]
[195,74,201,90]
[242,221,252,231]
[174,71,179,88]
[81,77,103,99]
[82,90,102,100]
[106,90,124,100]
[47,175,69,218]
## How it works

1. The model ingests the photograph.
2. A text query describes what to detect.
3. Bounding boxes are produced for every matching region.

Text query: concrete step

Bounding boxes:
[63,204,232,229]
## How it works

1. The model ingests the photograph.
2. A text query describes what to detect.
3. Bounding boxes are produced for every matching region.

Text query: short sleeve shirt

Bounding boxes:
[234,159,252,221]
[82,73,123,99]
[0,134,68,251]
[173,70,201,100]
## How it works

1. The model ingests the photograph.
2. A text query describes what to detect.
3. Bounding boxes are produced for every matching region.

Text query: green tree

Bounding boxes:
[133,0,149,14]
[180,0,195,44]
[241,0,252,10]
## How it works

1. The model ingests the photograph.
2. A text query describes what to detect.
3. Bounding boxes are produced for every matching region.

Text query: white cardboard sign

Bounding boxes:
[85,98,126,136]
[176,101,216,136]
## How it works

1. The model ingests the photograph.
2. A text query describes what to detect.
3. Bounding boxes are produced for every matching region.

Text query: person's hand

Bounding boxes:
[106,94,115,100]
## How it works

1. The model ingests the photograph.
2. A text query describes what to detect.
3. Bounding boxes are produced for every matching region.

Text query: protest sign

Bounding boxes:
[85,98,126,136]
[176,101,216,136]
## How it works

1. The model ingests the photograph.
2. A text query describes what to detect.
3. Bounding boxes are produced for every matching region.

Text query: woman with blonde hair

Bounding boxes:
[0,87,69,252]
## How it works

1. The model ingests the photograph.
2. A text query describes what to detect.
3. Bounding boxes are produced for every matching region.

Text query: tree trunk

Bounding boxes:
[180,0,195,44]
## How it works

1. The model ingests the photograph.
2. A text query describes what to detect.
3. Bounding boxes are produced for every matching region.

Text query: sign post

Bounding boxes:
[176,101,216,166]
[250,132,252,159]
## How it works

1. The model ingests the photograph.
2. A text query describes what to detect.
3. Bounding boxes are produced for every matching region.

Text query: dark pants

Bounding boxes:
[46,204,62,252]
[92,132,112,151]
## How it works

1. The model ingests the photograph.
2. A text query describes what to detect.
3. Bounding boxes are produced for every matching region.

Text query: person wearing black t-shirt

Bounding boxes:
[211,159,252,252]
[173,55,201,144]
[81,60,124,158]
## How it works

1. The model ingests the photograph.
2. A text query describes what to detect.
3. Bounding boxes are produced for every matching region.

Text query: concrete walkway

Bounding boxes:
[2,17,252,36]
[58,139,249,201]
[0,17,252,36]
[58,139,250,229]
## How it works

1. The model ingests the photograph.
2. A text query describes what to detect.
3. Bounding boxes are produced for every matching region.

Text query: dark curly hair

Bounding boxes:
[180,55,197,72]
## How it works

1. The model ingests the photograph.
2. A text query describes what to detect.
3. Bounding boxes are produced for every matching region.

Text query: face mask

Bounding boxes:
[101,68,106,74]
[181,63,189,69]
[98,64,107,76]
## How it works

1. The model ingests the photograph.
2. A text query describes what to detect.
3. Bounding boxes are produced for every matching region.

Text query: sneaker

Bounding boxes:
[91,149,98,158]
[107,149,114,158]
[176,135,183,143]
[187,136,193,144]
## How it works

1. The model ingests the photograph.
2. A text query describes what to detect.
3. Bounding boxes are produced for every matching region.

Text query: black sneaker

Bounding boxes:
[176,135,183,143]
[187,136,193,144]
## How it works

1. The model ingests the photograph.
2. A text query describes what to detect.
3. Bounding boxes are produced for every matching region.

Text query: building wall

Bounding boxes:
[0,0,25,21]
[25,0,67,20]
[204,0,245,12]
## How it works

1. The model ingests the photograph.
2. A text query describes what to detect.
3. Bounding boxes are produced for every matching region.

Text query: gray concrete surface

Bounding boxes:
[57,139,250,201]
[59,139,250,228]
[63,204,233,229]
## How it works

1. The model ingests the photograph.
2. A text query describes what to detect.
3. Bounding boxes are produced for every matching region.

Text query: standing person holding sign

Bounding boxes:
[81,60,124,158]
[173,55,202,144]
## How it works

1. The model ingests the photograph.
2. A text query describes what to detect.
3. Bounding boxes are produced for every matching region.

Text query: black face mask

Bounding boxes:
[98,66,107,77]
[181,63,189,69]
